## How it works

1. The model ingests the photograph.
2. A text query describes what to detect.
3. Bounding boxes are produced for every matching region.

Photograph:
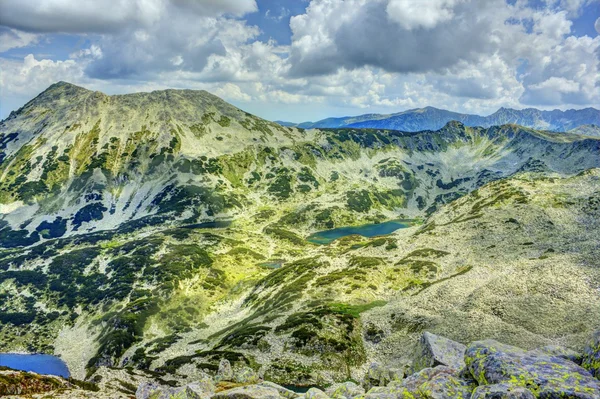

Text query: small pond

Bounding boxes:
[307,220,414,245]
[258,260,285,269]
[0,353,70,378]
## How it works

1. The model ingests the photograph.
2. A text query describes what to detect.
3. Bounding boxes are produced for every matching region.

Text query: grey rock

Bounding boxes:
[136,381,208,399]
[234,366,260,384]
[258,382,298,399]
[412,331,466,373]
[533,345,583,364]
[304,387,330,399]
[212,385,282,399]
[364,386,408,399]
[326,382,365,399]
[582,330,600,379]
[471,383,536,399]
[466,340,600,399]
[217,359,234,382]
[401,365,456,393]
[415,372,473,399]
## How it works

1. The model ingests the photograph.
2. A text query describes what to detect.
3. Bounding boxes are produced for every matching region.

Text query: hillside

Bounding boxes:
[0,83,599,389]
[290,106,600,132]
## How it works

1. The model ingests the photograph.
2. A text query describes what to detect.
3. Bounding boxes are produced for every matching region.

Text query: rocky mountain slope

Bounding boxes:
[1,82,599,392]
[288,106,600,132]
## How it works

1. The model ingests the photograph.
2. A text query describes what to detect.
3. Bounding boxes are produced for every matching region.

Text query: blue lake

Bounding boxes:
[307,220,414,245]
[0,353,70,378]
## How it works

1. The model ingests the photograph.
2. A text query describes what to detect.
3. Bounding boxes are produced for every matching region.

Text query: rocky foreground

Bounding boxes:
[3,330,600,398]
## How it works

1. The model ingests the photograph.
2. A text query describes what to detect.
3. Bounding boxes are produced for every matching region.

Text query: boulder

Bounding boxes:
[466,340,600,399]
[304,387,330,399]
[217,359,234,382]
[582,331,600,379]
[234,366,260,384]
[136,381,211,399]
[364,386,408,399]
[471,383,535,399]
[412,331,466,373]
[326,381,365,399]
[416,372,473,399]
[212,385,282,399]
[533,345,582,364]
[401,365,456,393]
[363,363,404,390]
[258,381,298,399]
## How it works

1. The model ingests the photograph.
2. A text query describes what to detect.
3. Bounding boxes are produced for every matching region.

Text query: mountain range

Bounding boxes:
[1,82,600,396]
[280,106,600,133]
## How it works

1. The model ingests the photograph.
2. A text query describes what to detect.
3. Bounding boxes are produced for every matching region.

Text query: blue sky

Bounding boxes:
[0,0,599,122]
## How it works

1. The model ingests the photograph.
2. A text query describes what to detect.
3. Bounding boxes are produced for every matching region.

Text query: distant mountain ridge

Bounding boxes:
[284,106,600,133]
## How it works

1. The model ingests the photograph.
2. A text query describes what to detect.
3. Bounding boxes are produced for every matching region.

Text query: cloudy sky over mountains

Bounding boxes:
[0,0,599,121]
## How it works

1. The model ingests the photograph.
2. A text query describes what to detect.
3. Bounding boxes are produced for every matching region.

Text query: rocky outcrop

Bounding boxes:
[412,331,467,372]
[466,340,600,398]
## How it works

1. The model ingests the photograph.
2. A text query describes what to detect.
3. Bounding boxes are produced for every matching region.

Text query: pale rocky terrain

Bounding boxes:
[0,83,599,397]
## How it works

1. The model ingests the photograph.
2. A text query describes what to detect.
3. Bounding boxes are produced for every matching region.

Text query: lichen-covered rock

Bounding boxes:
[582,331,600,379]
[212,384,282,399]
[471,383,535,399]
[258,381,297,399]
[363,363,404,390]
[136,381,210,399]
[218,359,235,382]
[304,387,329,399]
[466,340,600,398]
[137,381,162,399]
[326,381,365,399]
[364,385,408,399]
[412,331,466,373]
[533,345,582,364]
[402,365,456,393]
[234,366,260,384]
[416,372,474,399]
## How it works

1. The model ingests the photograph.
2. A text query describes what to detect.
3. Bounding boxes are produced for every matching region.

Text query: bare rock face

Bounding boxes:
[411,331,466,373]
[466,340,600,399]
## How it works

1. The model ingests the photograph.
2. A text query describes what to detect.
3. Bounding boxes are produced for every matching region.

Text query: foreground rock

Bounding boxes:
[583,331,600,379]
[466,340,600,398]
[471,383,535,399]
[212,385,282,399]
[412,331,467,373]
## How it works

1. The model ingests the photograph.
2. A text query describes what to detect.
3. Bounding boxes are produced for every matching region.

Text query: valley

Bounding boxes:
[0,83,599,394]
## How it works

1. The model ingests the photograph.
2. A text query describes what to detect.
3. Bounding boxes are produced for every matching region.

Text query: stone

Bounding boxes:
[136,382,210,399]
[304,387,329,399]
[326,382,365,399]
[416,372,473,399]
[234,366,260,384]
[217,359,234,382]
[471,383,535,399]
[401,365,456,393]
[582,331,600,379]
[364,386,408,399]
[466,340,600,399]
[533,345,583,364]
[136,381,162,399]
[412,331,466,373]
[258,381,298,399]
[212,385,282,399]
[363,363,391,390]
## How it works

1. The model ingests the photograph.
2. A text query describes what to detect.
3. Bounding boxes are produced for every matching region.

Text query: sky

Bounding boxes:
[0,0,599,122]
